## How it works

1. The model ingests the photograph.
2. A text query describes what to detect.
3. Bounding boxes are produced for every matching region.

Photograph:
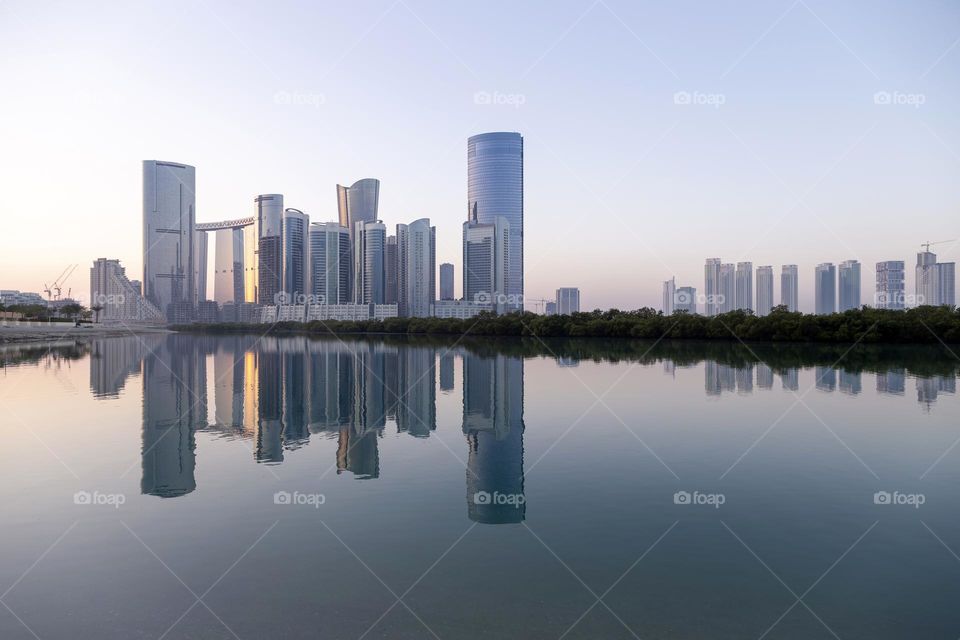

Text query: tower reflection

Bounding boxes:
[463,353,525,524]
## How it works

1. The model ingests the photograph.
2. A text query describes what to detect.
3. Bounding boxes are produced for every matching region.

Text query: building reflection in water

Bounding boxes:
[140,336,203,498]
[84,335,957,508]
[463,353,525,524]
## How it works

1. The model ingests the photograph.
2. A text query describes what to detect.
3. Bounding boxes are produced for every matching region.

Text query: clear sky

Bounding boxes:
[1,0,957,312]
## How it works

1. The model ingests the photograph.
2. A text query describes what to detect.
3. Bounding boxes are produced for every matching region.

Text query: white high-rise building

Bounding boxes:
[781,265,799,312]
[735,262,753,312]
[463,216,509,312]
[917,251,957,307]
[308,222,351,305]
[704,258,721,316]
[439,263,455,301]
[838,259,861,311]
[662,278,675,315]
[354,221,386,304]
[720,263,736,313]
[90,258,164,322]
[397,218,436,318]
[213,227,245,305]
[815,263,836,315]
[556,288,580,315]
[142,160,196,320]
[756,266,774,316]
[875,260,905,309]
[255,194,284,305]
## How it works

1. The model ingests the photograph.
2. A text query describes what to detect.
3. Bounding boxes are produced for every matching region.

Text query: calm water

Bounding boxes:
[1,334,959,639]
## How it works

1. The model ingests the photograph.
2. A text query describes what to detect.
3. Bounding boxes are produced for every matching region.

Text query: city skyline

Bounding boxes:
[3,1,958,312]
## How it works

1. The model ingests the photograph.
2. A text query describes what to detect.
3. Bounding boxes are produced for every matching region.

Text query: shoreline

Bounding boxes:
[0,323,171,345]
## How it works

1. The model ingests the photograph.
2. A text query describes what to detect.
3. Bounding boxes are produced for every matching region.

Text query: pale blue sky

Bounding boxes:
[1,0,957,311]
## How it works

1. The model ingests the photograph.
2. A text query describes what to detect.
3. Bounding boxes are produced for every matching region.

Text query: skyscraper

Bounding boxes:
[213,227,245,305]
[781,265,799,312]
[556,288,580,315]
[675,286,697,313]
[90,258,164,322]
[440,263,455,301]
[756,266,774,316]
[815,263,836,315]
[353,221,386,305]
[397,218,436,318]
[142,160,196,320]
[193,230,208,304]
[720,263,736,313]
[463,216,509,312]
[875,260,905,309]
[917,251,957,307]
[282,208,308,302]
[735,262,753,312]
[662,277,675,315]
[468,132,523,311]
[255,194,283,305]
[838,259,861,311]
[336,178,379,234]
[704,258,721,316]
[308,222,351,305]
[337,179,379,302]
[384,235,398,305]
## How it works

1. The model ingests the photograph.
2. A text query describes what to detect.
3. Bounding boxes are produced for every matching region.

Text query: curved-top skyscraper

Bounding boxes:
[336,178,380,233]
[467,132,523,312]
[143,160,196,320]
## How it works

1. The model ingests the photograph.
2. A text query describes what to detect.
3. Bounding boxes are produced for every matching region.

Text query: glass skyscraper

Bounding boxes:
[781,265,799,312]
[468,132,523,312]
[815,263,837,315]
[142,160,196,321]
[838,259,861,311]
[255,194,283,305]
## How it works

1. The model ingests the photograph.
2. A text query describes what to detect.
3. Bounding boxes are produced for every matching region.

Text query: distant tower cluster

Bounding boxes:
[916,250,956,307]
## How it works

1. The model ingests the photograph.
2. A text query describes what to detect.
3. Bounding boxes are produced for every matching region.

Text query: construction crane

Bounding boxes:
[43,264,78,301]
[921,239,957,252]
[526,298,554,314]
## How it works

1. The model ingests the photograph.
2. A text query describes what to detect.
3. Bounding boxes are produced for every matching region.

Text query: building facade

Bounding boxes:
[282,208,308,303]
[468,132,523,312]
[704,258,721,316]
[781,264,799,312]
[440,263,455,300]
[255,194,284,305]
[142,160,196,320]
[756,265,774,316]
[720,263,736,313]
[354,221,386,305]
[838,259,861,311]
[875,260,905,309]
[735,262,753,312]
[815,263,836,315]
[90,258,164,322]
[662,277,675,315]
[397,218,436,318]
[463,216,509,312]
[309,222,351,305]
[556,288,580,315]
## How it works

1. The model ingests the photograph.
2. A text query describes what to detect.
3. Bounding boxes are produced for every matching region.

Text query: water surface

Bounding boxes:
[1,335,958,639]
